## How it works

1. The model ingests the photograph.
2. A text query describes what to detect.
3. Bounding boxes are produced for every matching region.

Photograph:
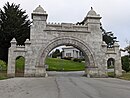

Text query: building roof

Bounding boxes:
[62,46,74,49]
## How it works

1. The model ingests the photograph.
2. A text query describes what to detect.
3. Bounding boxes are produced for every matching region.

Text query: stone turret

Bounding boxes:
[83,7,102,32]
[25,39,31,51]
[10,38,17,47]
[31,5,48,39]
[32,5,48,21]
[83,7,102,25]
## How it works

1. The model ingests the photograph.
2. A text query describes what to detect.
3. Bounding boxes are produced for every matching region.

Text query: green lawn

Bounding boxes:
[0,71,7,80]
[45,58,85,71]
[118,72,130,80]
[0,60,7,80]
[108,71,130,80]
[108,72,115,78]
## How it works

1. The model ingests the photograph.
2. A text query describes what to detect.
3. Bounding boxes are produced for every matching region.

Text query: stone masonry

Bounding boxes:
[7,5,122,77]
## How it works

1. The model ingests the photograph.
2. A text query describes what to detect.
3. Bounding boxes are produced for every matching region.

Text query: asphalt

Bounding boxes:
[0,71,130,98]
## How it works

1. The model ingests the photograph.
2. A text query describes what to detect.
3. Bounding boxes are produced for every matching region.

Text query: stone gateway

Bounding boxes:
[7,5,122,77]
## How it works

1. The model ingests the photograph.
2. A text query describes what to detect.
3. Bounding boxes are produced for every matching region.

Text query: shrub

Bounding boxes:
[0,60,7,71]
[121,55,130,73]
[63,57,72,60]
[73,58,82,62]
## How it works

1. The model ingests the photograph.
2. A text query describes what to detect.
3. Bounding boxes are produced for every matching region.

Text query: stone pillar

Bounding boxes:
[101,41,108,77]
[24,39,32,77]
[31,5,48,77]
[7,38,17,77]
[35,66,47,77]
[85,66,99,78]
[113,42,122,77]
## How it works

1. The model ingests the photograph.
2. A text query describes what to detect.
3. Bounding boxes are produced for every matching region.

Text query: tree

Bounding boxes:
[121,55,130,73]
[0,2,31,62]
[120,40,130,56]
[52,49,61,58]
[100,24,117,47]
[123,41,130,55]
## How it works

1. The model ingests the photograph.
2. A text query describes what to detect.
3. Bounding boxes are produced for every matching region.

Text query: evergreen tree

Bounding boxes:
[100,24,117,48]
[0,2,31,62]
[124,45,130,55]
[121,55,130,73]
[52,49,61,58]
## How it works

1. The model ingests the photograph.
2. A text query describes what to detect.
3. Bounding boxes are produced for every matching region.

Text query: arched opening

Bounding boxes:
[107,58,115,77]
[45,45,86,76]
[36,37,96,77]
[15,56,25,77]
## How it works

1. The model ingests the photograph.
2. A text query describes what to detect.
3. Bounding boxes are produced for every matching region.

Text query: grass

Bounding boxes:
[0,71,7,80]
[118,72,130,80]
[0,60,7,80]
[108,72,115,78]
[45,58,85,71]
[108,71,130,80]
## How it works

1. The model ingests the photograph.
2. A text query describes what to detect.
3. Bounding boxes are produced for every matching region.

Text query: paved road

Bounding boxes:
[0,72,130,98]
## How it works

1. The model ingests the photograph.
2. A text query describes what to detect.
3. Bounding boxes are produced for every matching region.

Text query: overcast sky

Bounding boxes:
[0,0,130,50]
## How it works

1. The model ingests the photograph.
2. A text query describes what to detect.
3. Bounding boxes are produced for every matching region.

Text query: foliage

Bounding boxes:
[119,72,130,80]
[108,72,115,78]
[0,59,7,80]
[0,59,7,71]
[100,25,117,47]
[0,2,31,62]
[0,72,7,80]
[124,45,130,54]
[63,57,72,60]
[45,57,85,71]
[52,49,61,58]
[73,58,82,62]
[121,55,130,73]
[15,56,25,72]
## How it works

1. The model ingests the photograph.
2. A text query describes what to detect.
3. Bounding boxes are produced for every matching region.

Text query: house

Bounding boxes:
[62,46,83,59]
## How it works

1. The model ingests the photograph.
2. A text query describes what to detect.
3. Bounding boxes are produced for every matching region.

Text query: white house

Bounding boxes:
[62,46,83,58]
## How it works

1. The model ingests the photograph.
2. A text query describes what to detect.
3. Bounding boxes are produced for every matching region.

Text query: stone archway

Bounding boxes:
[107,58,115,69]
[36,36,98,77]
[107,58,115,77]
[7,5,122,78]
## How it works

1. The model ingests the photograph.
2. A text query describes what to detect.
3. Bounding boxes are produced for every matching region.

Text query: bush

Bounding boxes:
[0,60,7,71]
[73,58,82,63]
[121,55,130,73]
[63,57,72,60]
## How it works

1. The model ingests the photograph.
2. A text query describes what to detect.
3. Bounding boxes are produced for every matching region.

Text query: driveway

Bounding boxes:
[0,71,130,98]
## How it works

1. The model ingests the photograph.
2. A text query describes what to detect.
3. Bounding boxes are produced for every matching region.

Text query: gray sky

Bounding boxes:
[0,0,130,49]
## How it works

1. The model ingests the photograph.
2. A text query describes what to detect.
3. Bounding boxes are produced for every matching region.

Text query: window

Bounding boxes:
[66,53,71,57]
